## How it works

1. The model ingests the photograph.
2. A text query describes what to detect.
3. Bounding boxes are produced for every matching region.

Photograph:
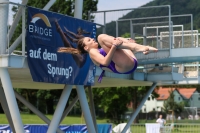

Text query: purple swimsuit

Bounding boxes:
[98,48,138,83]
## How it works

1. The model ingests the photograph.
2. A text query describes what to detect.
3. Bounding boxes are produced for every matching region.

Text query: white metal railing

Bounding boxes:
[0,1,27,56]
[1,1,55,57]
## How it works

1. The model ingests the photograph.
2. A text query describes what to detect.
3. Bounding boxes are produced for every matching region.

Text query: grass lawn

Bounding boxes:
[0,113,108,125]
[1,114,200,133]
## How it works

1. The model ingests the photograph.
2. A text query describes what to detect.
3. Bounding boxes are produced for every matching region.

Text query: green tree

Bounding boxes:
[163,89,184,123]
[93,87,130,124]
[36,90,61,114]
[93,86,159,124]
[15,88,38,113]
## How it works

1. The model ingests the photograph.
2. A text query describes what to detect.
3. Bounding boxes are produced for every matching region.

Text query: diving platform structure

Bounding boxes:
[0,1,200,133]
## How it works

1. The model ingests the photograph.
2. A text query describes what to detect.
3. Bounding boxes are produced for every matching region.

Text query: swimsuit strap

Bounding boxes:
[98,70,105,83]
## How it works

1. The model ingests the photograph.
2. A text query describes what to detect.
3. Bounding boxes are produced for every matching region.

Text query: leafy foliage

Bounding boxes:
[92,86,159,124]
[163,89,184,118]
[93,87,130,123]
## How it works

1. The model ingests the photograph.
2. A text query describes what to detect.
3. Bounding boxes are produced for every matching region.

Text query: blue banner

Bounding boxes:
[26,7,96,85]
[0,124,112,133]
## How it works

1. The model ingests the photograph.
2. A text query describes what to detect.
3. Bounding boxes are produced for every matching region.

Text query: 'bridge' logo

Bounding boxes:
[29,13,52,37]
[31,13,51,27]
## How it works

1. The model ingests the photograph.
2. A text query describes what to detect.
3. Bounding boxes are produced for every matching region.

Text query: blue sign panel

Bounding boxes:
[26,7,96,85]
[0,124,112,133]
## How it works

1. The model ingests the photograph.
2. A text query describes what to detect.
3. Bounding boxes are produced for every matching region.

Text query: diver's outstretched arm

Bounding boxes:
[64,32,78,43]
[55,20,74,48]
[64,27,84,39]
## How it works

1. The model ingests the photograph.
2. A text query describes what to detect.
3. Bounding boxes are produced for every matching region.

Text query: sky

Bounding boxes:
[9,0,153,11]
[97,0,153,11]
[8,0,153,24]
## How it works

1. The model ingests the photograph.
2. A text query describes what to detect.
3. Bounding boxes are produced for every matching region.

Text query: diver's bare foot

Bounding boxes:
[143,46,158,55]
[133,43,149,53]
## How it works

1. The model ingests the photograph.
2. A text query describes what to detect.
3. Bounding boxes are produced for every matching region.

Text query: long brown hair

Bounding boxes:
[57,37,88,54]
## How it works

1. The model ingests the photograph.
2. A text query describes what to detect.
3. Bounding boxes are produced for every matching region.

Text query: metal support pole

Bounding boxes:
[182,25,184,48]
[14,91,64,133]
[22,6,25,56]
[88,86,98,133]
[197,32,199,47]
[103,12,106,34]
[76,85,96,133]
[171,22,174,48]
[116,21,118,37]
[74,0,83,19]
[156,27,158,48]
[43,0,56,11]
[130,20,134,39]
[0,86,16,133]
[168,5,172,56]
[191,14,194,47]
[143,25,147,45]
[0,0,8,54]
[121,83,157,133]
[0,68,24,133]
[47,85,73,133]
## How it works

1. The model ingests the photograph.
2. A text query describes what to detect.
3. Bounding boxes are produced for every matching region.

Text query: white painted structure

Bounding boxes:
[142,89,200,113]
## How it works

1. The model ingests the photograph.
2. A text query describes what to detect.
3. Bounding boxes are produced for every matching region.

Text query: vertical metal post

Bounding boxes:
[168,5,172,56]
[197,32,199,47]
[130,20,133,39]
[47,85,73,133]
[143,25,147,45]
[102,26,105,34]
[181,25,184,48]
[76,85,96,133]
[0,0,8,54]
[103,11,106,34]
[116,21,118,37]
[0,68,24,133]
[88,10,91,21]
[191,14,194,47]
[160,33,163,49]
[197,62,199,80]
[171,22,174,48]
[156,28,158,48]
[121,83,157,133]
[74,0,83,19]
[22,6,25,56]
